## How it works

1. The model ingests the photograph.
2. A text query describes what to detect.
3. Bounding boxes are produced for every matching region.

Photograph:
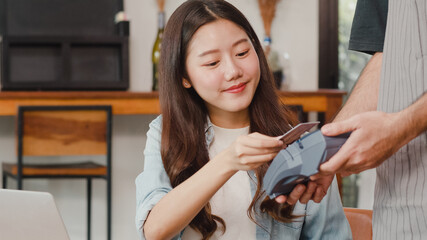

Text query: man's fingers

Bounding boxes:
[319,141,353,174]
[321,118,356,137]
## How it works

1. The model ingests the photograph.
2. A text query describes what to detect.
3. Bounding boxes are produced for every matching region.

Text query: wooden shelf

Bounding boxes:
[277,89,347,122]
[0,91,159,116]
[0,89,346,122]
[0,89,347,195]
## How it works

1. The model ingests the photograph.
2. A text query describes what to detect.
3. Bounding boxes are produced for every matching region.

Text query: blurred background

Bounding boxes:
[0,0,375,239]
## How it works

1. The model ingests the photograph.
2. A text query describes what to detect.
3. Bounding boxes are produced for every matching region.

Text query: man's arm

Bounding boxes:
[400,92,427,143]
[320,92,427,175]
[307,53,383,184]
[277,53,384,204]
[334,52,383,122]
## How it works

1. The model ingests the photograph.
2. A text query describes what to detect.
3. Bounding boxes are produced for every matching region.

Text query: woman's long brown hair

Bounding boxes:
[159,0,298,239]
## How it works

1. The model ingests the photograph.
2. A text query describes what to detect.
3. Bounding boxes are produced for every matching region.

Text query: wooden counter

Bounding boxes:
[0,89,346,122]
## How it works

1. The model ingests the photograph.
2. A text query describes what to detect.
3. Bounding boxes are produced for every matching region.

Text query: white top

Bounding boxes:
[182,124,256,240]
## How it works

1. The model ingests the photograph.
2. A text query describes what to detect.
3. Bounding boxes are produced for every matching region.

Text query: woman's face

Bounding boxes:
[185,19,260,124]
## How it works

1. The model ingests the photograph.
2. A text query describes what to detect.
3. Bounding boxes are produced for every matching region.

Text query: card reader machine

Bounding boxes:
[263,130,351,198]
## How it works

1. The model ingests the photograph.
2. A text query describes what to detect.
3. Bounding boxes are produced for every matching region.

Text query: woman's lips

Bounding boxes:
[224,82,247,93]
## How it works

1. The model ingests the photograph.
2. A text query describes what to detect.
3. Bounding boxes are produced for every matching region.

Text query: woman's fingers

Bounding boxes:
[275,195,287,204]
[224,132,288,171]
[312,186,327,203]
[233,133,285,156]
[235,153,279,170]
[298,181,317,204]
[238,133,284,149]
[234,144,283,156]
[286,184,306,205]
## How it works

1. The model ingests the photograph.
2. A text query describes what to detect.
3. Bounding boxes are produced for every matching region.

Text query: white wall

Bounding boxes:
[128,0,318,91]
[0,1,319,239]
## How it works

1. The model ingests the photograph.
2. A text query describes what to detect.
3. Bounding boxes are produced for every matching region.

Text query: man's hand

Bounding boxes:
[319,111,406,176]
[275,174,334,204]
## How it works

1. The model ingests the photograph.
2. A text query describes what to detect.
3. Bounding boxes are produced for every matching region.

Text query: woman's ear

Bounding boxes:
[182,79,192,88]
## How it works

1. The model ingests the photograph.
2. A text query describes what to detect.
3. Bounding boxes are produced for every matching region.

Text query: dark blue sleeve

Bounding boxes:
[349,0,388,55]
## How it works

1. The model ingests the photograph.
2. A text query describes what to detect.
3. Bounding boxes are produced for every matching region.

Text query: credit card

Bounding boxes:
[276,122,320,145]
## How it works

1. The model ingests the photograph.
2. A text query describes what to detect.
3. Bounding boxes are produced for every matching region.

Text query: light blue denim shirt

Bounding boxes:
[136,115,352,240]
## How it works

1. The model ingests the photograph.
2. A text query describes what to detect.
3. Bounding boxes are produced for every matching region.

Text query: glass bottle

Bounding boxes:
[263,36,282,89]
[152,11,165,91]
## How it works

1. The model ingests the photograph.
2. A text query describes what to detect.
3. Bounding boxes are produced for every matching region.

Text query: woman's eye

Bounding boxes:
[237,50,249,57]
[204,61,219,67]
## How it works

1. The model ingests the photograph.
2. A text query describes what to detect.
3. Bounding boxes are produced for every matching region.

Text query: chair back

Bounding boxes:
[343,207,373,240]
[17,105,112,156]
[286,104,305,123]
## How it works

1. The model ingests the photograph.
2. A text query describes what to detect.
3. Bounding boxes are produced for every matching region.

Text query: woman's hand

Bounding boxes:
[274,174,334,204]
[219,132,285,172]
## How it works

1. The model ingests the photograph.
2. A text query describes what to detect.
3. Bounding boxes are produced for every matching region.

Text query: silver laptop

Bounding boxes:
[0,189,70,240]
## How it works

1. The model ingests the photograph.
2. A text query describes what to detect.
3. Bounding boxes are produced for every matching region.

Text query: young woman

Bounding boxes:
[136,1,351,239]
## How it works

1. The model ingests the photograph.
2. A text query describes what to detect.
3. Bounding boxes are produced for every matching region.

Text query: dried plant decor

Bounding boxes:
[156,0,165,12]
[257,0,281,37]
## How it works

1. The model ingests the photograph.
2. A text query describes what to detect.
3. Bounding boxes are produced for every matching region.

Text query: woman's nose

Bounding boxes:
[224,59,243,81]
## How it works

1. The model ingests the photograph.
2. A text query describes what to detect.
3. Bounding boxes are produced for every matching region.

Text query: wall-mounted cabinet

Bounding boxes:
[1,36,129,90]
[0,0,129,91]
[0,0,123,36]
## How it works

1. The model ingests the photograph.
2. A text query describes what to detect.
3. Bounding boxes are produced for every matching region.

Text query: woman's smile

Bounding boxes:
[223,82,248,93]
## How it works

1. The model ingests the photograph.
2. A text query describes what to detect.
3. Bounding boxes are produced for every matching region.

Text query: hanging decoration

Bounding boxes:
[257,0,291,90]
